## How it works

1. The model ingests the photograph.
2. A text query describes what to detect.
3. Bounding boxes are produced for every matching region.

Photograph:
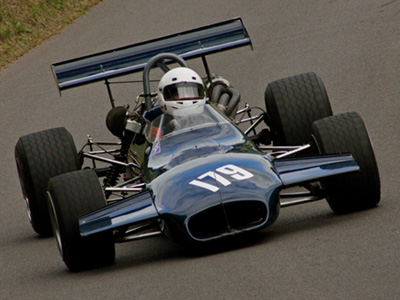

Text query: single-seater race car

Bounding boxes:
[15,18,380,271]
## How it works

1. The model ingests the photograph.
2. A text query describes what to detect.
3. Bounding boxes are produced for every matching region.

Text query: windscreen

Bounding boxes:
[145,104,230,143]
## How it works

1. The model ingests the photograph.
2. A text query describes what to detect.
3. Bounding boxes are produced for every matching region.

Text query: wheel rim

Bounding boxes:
[47,192,63,258]
[16,158,33,222]
[24,195,32,222]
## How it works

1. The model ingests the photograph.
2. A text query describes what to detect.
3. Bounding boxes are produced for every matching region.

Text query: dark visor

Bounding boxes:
[163,82,204,101]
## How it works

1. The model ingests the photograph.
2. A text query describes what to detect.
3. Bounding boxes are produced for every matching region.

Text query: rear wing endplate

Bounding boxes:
[51,18,252,92]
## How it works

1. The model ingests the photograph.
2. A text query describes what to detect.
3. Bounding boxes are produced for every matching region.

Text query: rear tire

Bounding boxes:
[311,112,380,214]
[47,169,115,271]
[15,127,80,236]
[265,72,332,145]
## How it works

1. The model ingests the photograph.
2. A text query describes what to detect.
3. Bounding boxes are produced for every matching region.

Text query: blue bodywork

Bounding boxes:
[79,105,359,244]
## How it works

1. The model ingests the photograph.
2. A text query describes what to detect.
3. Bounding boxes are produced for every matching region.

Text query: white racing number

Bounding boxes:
[189,164,254,192]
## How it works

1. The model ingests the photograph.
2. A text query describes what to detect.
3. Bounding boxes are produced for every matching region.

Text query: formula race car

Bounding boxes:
[15,18,380,271]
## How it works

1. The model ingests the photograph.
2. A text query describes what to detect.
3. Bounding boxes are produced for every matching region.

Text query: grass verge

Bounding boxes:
[0,0,102,70]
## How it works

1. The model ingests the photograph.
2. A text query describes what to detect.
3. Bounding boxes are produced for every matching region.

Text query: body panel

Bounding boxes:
[148,152,282,242]
[79,191,157,237]
[274,154,360,186]
[78,149,359,244]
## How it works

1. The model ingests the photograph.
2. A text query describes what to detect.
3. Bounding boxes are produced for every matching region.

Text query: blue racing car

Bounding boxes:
[15,18,380,271]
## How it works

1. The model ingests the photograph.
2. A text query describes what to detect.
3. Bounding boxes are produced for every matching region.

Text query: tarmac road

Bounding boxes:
[1,0,399,299]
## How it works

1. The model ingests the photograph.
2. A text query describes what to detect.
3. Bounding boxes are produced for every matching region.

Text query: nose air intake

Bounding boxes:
[187,200,267,241]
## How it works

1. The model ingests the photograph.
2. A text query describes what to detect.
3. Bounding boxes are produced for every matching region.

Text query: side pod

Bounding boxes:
[273,154,359,187]
[79,191,158,237]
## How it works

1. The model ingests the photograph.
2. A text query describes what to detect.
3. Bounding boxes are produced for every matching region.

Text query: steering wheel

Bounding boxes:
[142,53,188,110]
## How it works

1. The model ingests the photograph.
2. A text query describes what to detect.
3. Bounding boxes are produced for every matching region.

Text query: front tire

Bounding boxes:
[47,169,115,271]
[311,112,381,214]
[15,127,80,236]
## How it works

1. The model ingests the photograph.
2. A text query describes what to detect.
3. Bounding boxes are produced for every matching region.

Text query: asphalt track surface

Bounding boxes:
[1,1,399,299]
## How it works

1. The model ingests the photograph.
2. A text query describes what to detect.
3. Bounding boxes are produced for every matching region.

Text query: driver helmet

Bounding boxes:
[158,67,206,116]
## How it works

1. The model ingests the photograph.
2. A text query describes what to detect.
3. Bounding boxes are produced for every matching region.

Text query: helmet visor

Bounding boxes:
[163,82,205,101]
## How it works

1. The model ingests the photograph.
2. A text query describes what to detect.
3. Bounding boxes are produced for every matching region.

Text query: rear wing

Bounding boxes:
[51,18,252,92]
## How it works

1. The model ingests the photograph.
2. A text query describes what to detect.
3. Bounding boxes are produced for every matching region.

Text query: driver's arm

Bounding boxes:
[144,106,162,122]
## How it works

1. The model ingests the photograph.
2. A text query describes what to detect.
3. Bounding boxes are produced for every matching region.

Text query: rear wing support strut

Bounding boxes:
[105,79,115,108]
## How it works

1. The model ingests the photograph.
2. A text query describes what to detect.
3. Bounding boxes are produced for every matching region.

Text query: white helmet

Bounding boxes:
[158,67,206,116]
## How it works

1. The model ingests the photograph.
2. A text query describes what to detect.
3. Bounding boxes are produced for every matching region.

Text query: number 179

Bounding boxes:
[189,164,253,192]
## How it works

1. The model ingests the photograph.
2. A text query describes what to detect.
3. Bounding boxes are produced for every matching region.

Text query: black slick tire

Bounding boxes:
[15,127,80,236]
[311,112,381,214]
[265,72,333,146]
[47,169,115,271]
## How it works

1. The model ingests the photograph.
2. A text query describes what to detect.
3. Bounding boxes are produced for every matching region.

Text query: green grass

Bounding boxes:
[0,0,102,70]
